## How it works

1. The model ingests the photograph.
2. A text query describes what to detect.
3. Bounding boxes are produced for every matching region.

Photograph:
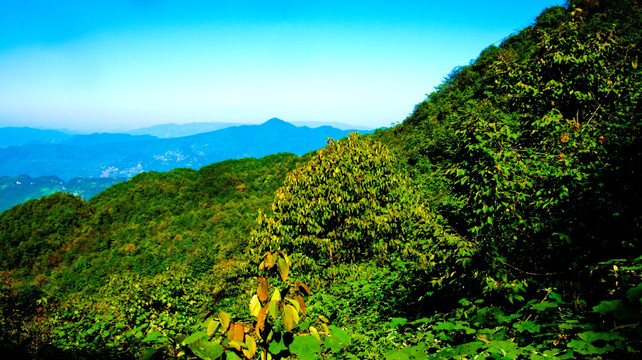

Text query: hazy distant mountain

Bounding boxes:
[60,133,158,146]
[127,120,372,137]
[0,118,372,180]
[0,127,73,148]
[0,175,124,211]
[289,121,374,131]
[127,122,244,138]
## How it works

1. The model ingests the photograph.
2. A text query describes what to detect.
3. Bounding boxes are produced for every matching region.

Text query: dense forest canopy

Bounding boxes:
[1,0,641,359]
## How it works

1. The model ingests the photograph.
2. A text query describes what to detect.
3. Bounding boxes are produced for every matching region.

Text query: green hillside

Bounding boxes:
[1,1,641,359]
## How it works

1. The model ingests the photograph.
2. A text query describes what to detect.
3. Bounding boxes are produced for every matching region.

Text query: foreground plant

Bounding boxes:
[182,251,349,359]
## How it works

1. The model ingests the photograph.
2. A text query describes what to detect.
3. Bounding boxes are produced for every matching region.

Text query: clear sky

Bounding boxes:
[0,1,565,132]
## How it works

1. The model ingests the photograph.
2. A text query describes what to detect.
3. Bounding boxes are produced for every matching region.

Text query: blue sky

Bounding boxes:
[0,1,565,131]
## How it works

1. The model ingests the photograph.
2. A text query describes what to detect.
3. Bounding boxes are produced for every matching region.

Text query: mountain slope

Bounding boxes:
[0,127,72,148]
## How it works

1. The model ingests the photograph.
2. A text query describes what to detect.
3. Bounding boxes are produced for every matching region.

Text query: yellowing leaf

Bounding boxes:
[271,287,282,302]
[281,304,299,331]
[229,339,245,352]
[267,300,279,320]
[218,311,231,333]
[265,251,277,269]
[309,326,321,342]
[257,277,269,303]
[278,251,291,266]
[206,319,220,337]
[249,295,261,317]
[243,334,257,359]
[277,258,289,282]
[287,297,301,313]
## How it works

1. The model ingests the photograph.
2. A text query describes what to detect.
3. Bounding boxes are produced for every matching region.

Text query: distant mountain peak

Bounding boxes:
[262,118,295,127]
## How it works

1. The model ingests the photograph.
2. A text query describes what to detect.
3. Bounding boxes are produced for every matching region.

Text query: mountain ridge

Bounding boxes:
[0,118,372,180]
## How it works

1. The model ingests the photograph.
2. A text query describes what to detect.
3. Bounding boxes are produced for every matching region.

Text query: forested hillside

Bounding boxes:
[1,1,641,359]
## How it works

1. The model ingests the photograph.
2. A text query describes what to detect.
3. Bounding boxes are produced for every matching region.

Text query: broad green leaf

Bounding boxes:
[268,336,288,354]
[531,301,559,311]
[567,339,608,355]
[182,331,206,345]
[141,348,158,360]
[513,320,540,333]
[548,291,565,304]
[626,282,642,303]
[388,317,407,328]
[406,344,428,360]
[325,325,350,352]
[384,350,410,360]
[593,299,623,316]
[189,339,225,360]
[290,335,321,360]
[142,331,162,343]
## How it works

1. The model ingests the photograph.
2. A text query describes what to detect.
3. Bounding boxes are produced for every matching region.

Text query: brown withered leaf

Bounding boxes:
[295,281,312,296]
[228,322,245,342]
[265,251,277,269]
[257,277,269,303]
[256,305,268,332]
[295,294,306,315]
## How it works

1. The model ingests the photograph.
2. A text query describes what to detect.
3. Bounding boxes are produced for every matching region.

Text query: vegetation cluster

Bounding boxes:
[1,1,641,358]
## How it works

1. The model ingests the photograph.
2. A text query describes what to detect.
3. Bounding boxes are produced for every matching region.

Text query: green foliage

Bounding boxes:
[253,134,422,266]
[0,154,302,358]
[380,0,642,301]
[2,1,642,359]
[0,192,91,275]
[251,134,475,308]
